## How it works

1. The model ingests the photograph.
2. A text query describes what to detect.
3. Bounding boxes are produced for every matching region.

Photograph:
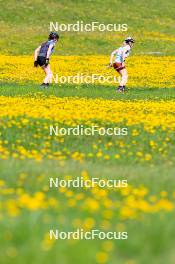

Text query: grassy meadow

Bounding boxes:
[0,0,175,264]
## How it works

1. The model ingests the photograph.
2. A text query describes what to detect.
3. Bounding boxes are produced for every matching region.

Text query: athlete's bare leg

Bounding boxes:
[119,68,128,86]
[42,64,52,84]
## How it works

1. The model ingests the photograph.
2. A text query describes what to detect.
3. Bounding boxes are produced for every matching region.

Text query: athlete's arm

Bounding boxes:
[46,44,54,59]
[110,49,118,65]
[121,46,130,63]
[34,46,41,61]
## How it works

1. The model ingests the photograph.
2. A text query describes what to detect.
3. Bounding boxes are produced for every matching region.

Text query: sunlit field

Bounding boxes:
[1,55,175,88]
[0,0,175,263]
[1,83,175,264]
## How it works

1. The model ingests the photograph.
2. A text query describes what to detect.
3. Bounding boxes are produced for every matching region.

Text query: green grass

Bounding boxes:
[1,0,175,263]
[0,0,175,55]
[0,159,175,264]
[1,83,175,100]
[0,83,175,263]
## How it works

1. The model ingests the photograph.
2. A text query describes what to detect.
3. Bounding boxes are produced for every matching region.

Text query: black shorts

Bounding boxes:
[37,56,46,67]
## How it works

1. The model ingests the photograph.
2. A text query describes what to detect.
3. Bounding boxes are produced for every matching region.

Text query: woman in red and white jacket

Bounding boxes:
[109,37,135,93]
